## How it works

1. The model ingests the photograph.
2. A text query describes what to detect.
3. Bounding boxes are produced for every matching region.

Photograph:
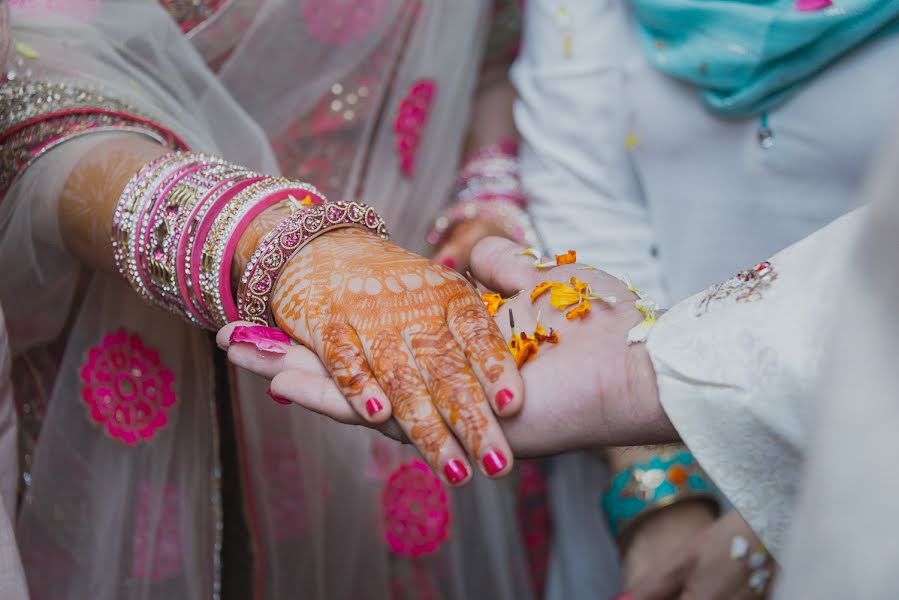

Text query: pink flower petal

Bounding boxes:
[795,0,832,11]
[229,325,291,354]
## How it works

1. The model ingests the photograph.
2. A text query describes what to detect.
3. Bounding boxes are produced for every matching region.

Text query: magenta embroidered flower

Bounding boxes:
[381,459,450,558]
[132,482,182,582]
[393,79,437,178]
[795,0,832,11]
[80,329,176,446]
[302,0,387,46]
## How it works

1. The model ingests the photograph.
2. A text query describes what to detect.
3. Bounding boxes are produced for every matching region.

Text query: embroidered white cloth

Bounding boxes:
[646,208,865,558]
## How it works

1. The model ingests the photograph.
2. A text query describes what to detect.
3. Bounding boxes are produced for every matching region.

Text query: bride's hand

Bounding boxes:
[225,228,523,485]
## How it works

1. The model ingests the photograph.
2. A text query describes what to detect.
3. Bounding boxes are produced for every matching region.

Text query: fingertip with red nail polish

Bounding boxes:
[482,450,508,476]
[365,397,383,417]
[495,388,514,410]
[443,459,469,485]
[266,388,292,405]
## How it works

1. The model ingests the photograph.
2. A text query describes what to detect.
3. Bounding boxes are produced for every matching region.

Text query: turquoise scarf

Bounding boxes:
[630,0,899,117]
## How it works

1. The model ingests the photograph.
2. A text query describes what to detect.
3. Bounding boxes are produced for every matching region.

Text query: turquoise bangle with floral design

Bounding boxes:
[601,451,721,540]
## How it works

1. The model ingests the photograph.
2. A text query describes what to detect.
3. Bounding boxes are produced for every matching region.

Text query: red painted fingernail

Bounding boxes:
[495,388,514,410]
[365,397,383,416]
[265,388,292,405]
[443,459,469,485]
[441,257,456,269]
[482,450,508,476]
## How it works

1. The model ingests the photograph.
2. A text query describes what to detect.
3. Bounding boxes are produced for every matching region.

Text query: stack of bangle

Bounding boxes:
[113,151,389,330]
[601,451,721,542]
[427,139,540,248]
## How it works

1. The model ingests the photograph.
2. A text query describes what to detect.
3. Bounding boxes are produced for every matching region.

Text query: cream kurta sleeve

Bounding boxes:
[645,208,865,559]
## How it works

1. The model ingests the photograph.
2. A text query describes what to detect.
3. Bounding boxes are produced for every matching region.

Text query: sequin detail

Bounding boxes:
[0,80,186,198]
[695,261,778,316]
[393,79,437,178]
[381,459,450,558]
[132,482,183,582]
[302,0,387,46]
[80,330,177,445]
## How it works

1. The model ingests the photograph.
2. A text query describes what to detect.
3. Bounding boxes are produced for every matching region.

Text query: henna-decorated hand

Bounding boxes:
[252,228,522,484]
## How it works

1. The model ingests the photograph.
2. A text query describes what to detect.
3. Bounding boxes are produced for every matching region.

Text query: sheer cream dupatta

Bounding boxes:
[2,2,532,599]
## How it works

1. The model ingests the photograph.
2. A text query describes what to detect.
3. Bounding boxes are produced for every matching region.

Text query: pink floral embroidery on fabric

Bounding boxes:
[132,482,182,582]
[263,439,310,541]
[393,79,437,178]
[80,329,176,446]
[381,459,450,558]
[302,0,387,46]
[795,0,832,11]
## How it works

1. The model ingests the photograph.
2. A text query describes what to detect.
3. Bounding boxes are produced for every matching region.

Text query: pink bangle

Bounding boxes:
[189,176,266,324]
[176,170,261,327]
[238,201,389,326]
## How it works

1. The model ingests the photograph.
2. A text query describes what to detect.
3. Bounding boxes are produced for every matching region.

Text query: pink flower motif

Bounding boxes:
[132,482,182,582]
[795,0,832,11]
[381,459,450,558]
[302,0,387,46]
[393,79,437,178]
[263,439,310,541]
[80,329,176,446]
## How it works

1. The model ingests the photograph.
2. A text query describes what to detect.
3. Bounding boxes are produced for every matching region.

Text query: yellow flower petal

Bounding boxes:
[566,298,591,320]
[555,250,576,265]
[530,281,555,303]
[569,277,589,294]
[15,41,40,59]
[482,293,506,316]
[549,283,581,310]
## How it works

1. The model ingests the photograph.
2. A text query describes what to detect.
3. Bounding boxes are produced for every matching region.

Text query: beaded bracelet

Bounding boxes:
[238,200,389,326]
[601,451,721,542]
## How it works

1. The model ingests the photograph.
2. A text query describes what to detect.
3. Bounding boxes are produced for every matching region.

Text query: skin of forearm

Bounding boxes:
[465,72,518,152]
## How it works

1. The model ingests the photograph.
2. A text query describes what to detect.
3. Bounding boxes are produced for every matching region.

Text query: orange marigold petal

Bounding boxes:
[509,333,540,368]
[569,276,589,294]
[566,298,591,320]
[482,293,506,316]
[555,250,577,265]
[549,284,581,310]
[530,281,555,303]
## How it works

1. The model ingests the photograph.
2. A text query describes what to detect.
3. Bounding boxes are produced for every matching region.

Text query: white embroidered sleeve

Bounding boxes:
[645,208,865,558]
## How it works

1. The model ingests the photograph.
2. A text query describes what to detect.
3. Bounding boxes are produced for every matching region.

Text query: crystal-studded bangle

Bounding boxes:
[112,152,194,308]
[601,451,721,542]
[238,201,389,326]
[143,161,249,323]
[131,153,221,311]
[426,196,540,248]
[197,178,326,328]
[176,170,262,327]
